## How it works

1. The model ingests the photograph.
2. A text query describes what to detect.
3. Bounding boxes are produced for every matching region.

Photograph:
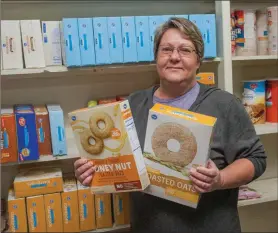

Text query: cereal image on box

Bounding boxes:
[69,100,150,193]
[143,103,217,208]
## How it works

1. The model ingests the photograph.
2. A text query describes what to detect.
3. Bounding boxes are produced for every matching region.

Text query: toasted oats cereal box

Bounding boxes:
[61,177,80,233]
[13,167,63,198]
[143,103,217,208]
[44,193,63,232]
[69,100,150,194]
[26,195,47,232]
[95,194,113,229]
[8,189,28,232]
[77,180,96,231]
[112,192,131,226]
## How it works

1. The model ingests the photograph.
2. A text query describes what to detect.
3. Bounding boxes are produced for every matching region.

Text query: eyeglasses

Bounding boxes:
[158,45,196,57]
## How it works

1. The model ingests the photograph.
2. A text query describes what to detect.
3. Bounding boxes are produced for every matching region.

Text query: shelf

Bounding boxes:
[88,224,130,233]
[255,123,278,135]
[232,55,278,61]
[1,58,220,79]
[238,178,278,207]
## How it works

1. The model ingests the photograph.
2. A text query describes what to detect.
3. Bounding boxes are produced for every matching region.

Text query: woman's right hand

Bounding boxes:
[74,158,95,186]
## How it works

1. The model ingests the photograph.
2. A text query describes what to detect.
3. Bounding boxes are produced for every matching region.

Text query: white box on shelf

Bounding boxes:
[20,20,46,68]
[1,20,24,69]
[41,21,62,66]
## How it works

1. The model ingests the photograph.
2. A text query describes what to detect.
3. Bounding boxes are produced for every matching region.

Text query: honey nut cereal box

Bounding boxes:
[68,100,150,194]
[143,103,217,208]
[13,167,63,198]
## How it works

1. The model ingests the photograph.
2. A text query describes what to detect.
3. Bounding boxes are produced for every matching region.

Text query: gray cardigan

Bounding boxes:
[127,83,266,233]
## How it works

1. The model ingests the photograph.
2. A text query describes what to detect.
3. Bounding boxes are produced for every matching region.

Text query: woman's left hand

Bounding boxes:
[189,159,223,193]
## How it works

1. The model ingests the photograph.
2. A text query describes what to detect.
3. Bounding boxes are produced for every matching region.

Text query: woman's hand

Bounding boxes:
[74,158,95,186]
[189,159,223,193]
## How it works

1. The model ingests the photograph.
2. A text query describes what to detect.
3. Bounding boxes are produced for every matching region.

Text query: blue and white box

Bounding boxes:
[161,15,175,23]
[42,21,62,66]
[135,16,151,62]
[175,15,189,19]
[107,17,123,63]
[93,17,110,65]
[47,105,67,156]
[121,16,137,63]
[62,18,81,67]
[203,14,217,58]
[149,16,163,61]
[189,14,217,58]
[78,18,96,66]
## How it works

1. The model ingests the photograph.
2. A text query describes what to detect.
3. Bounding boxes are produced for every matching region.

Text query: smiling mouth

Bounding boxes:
[167,67,183,70]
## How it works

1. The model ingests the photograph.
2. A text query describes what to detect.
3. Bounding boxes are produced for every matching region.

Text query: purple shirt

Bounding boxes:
[153,82,200,109]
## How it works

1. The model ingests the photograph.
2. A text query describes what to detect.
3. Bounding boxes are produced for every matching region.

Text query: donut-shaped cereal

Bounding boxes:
[89,112,114,139]
[151,122,197,167]
[80,129,104,155]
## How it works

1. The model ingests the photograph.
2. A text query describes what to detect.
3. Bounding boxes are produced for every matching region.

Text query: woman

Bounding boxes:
[74,18,266,233]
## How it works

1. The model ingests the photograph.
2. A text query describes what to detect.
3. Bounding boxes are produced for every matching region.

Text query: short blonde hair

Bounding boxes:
[154,17,204,62]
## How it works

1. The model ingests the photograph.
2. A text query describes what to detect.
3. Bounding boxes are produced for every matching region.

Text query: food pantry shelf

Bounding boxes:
[1,58,221,79]
[88,224,131,233]
[255,123,278,135]
[238,178,278,207]
[232,55,278,61]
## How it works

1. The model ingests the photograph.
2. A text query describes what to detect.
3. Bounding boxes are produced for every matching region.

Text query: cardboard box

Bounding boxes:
[69,100,150,194]
[121,16,137,63]
[93,17,111,65]
[148,16,163,61]
[203,14,217,58]
[77,180,96,231]
[112,193,130,226]
[14,167,63,198]
[143,103,217,208]
[14,105,39,162]
[107,17,124,63]
[78,18,96,66]
[196,72,215,85]
[135,16,151,62]
[8,189,28,232]
[189,14,217,58]
[61,18,82,67]
[41,21,62,66]
[95,194,113,229]
[20,20,46,68]
[34,106,52,156]
[44,193,63,232]
[47,105,67,156]
[26,195,47,232]
[1,20,24,69]
[61,177,80,233]
[1,108,18,164]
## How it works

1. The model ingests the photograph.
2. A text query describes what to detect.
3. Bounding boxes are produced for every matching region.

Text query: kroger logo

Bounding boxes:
[71,116,76,121]
[151,114,158,120]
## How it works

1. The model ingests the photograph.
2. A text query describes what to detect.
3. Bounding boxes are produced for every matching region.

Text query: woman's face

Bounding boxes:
[156,28,200,84]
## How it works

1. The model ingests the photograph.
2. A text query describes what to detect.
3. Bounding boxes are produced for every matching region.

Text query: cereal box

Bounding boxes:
[14,105,39,162]
[26,195,47,232]
[77,180,96,231]
[61,177,80,232]
[13,167,63,198]
[143,103,217,208]
[1,108,18,164]
[95,194,113,229]
[8,189,28,232]
[196,72,215,86]
[68,100,150,194]
[112,193,130,226]
[44,193,63,232]
[34,106,52,156]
